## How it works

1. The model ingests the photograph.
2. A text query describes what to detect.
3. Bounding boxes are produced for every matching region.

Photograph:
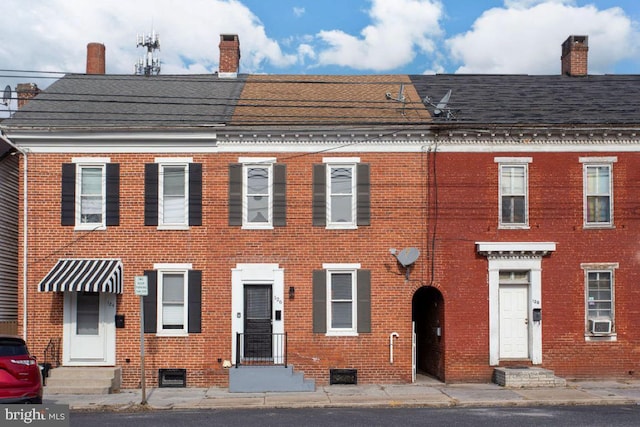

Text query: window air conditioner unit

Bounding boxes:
[588,318,612,335]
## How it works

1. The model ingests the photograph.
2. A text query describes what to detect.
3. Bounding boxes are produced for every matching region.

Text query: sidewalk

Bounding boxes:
[43,378,640,411]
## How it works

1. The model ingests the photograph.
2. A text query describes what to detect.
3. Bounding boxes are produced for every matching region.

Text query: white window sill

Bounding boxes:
[74,225,106,231]
[157,225,190,231]
[583,224,615,230]
[498,224,530,230]
[584,333,617,342]
[242,224,274,230]
[326,224,358,230]
[156,331,188,337]
[326,331,358,337]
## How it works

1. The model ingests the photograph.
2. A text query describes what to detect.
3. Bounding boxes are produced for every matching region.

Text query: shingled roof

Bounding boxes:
[230,74,431,129]
[410,74,640,128]
[3,73,246,130]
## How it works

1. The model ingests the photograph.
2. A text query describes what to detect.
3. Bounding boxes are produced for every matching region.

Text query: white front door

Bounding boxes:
[499,285,529,359]
[63,291,116,365]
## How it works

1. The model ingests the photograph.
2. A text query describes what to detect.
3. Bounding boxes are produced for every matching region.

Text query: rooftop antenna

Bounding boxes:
[134,30,161,76]
[2,85,11,115]
[423,89,456,120]
[385,83,407,115]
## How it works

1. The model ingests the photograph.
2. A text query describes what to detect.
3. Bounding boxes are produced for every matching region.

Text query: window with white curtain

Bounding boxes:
[327,269,357,335]
[158,270,188,334]
[160,164,188,226]
[78,165,105,226]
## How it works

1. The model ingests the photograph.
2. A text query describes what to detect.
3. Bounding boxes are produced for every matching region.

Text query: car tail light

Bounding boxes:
[11,358,36,366]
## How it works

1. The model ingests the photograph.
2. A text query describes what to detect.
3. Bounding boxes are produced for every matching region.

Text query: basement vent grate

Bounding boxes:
[330,368,357,385]
[158,369,187,388]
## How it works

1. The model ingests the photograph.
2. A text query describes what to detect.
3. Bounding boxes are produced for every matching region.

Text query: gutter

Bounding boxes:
[0,130,28,341]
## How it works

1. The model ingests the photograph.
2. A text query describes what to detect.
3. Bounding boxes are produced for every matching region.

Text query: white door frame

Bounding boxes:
[62,291,116,366]
[231,264,284,364]
[477,242,556,366]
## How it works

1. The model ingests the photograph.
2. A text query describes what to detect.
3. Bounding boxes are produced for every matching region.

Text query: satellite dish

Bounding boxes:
[2,85,11,106]
[434,89,451,116]
[396,247,420,267]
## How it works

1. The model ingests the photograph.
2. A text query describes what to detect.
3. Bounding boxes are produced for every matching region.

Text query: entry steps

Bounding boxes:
[493,366,566,388]
[229,365,315,393]
[44,367,122,394]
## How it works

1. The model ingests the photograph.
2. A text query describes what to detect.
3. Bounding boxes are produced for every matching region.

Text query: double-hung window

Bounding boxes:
[228,158,286,228]
[145,158,202,229]
[495,157,530,228]
[582,263,617,340]
[313,264,371,336]
[143,264,202,336]
[61,158,120,229]
[581,157,616,227]
[313,158,370,229]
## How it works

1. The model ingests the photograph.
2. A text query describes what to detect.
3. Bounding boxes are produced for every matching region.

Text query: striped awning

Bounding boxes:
[38,259,123,293]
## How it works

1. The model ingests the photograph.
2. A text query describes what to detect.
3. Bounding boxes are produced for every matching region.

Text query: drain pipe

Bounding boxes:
[0,131,28,340]
[389,332,399,364]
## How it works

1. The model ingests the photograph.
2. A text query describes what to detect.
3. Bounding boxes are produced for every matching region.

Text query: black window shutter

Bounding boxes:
[357,269,371,333]
[273,163,286,227]
[143,270,157,333]
[357,163,371,226]
[61,163,76,226]
[188,163,202,226]
[144,163,158,226]
[188,270,202,333]
[229,163,243,226]
[312,270,327,333]
[105,163,120,226]
[312,164,326,226]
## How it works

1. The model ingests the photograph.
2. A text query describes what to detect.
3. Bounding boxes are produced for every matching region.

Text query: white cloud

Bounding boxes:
[0,0,296,89]
[447,1,640,74]
[293,7,305,18]
[314,0,444,71]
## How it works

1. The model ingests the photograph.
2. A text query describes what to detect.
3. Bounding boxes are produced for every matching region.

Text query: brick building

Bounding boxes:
[1,34,639,392]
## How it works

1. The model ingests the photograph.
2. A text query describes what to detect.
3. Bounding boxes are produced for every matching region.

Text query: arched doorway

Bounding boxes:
[412,286,444,381]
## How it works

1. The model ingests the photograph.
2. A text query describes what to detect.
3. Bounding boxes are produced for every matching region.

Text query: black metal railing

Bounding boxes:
[235,332,287,368]
[43,337,61,368]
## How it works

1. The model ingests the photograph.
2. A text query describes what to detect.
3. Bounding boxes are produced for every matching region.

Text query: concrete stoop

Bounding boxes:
[44,366,122,395]
[493,367,567,388]
[229,365,315,393]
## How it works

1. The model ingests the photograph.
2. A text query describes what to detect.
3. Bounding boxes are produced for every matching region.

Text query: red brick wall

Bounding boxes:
[19,149,640,388]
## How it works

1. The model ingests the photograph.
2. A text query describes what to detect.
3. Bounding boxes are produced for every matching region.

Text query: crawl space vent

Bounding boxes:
[330,368,357,385]
[158,369,187,388]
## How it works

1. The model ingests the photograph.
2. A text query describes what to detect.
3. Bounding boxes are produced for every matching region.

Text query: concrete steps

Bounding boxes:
[493,367,567,388]
[229,365,315,393]
[44,367,122,395]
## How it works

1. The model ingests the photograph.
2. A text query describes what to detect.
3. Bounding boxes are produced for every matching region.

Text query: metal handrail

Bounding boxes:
[43,337,61,368]
[235,332,287,368]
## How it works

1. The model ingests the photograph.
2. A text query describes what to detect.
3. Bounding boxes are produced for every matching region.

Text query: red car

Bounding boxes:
[0,335,43,404]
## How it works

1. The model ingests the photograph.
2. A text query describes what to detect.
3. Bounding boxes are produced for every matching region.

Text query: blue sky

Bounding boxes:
[0,0,639,100]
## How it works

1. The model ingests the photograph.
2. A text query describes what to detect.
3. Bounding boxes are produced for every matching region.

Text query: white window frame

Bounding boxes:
[240,157,275,230]
[156,158,191,230]
[323,157,359,230]
[581,262,617,342]
[580,157,616,228]
[495,157,531,229]
[324,263,360,336]
[154,263,192,337]
[73,157,109,231]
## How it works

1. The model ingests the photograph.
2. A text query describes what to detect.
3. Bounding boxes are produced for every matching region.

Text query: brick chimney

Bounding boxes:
[561,35,588,77]
[16,83,40,109]
[86,42,106,74]
[218,34,240,78]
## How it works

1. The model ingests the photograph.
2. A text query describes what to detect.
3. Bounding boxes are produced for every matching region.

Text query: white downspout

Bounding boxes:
[0,131,28,340]
[389,332,399,364]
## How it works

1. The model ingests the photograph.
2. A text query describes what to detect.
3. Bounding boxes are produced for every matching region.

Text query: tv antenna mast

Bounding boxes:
[134,30,161,76]
[2,85,11,115]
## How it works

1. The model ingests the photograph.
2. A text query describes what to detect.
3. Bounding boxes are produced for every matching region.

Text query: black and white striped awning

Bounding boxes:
[38,259,123,293]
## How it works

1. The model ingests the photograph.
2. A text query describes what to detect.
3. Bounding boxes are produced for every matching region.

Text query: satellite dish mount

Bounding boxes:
[390,247,420,280]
